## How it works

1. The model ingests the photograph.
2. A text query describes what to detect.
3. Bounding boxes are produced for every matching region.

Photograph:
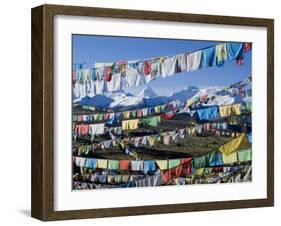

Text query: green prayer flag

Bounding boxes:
[168,159,180,169]
[131,110,137,117]
[242,102,252,112]
[98,114,104,121]
[192,155,208,169]
[237,149,252,162]
[107,160,120,170]
[143,116,161,127]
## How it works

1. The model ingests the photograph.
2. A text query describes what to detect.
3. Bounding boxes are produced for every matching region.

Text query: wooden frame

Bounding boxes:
[31,4,274,221]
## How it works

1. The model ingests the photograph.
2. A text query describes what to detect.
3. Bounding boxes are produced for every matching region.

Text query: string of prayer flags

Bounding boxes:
[72,102,178,123]
[73,42,251,98]
[73,164,251,189]
[192,103,244,122]
[74,122,248,154]
[73,149,251,173]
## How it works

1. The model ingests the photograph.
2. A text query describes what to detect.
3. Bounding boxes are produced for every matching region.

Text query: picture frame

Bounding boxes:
[31,4,274,221]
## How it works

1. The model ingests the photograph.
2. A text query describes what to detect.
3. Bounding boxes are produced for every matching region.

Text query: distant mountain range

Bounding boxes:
[76,86,201,110]
[75,82,248,111]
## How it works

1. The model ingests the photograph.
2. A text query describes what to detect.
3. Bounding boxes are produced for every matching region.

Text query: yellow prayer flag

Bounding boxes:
[123,111,131,119]
[219,104,241,117]
[216,43,228,63]
[222,152,238,164]
[96,159,108,169]
[187,98,195,107]
[156,160,168,170]
[195,168,205,176]
[93,114,99,121]
[119,139,125,149]
[188,127,196,135]
[148,136,156,146]
[219,134,248,155]
[154,105,161,113]
[122,119,139,130]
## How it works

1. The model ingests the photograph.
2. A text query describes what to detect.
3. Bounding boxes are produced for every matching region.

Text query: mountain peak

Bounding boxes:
[169,86,199,103]
[137,86,158,98]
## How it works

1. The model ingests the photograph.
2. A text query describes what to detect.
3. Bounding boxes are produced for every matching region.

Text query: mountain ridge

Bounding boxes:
[76,85,200,110]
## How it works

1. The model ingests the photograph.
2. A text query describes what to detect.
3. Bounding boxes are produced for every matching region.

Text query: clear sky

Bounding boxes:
[72,35,252,96]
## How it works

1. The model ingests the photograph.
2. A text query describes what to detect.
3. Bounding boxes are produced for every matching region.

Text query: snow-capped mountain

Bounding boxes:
[75,89,136,109]
[109,94,143,109]
[170,86,199,103]
[77,95,114,108]
[76,86,201,110]
[192,86,222,98]
[189,85,250,106]
[74,75,252,110]
[137,86,158,99]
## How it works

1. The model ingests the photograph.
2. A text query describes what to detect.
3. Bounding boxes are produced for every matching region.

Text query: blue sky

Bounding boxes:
[72,35,251,96]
